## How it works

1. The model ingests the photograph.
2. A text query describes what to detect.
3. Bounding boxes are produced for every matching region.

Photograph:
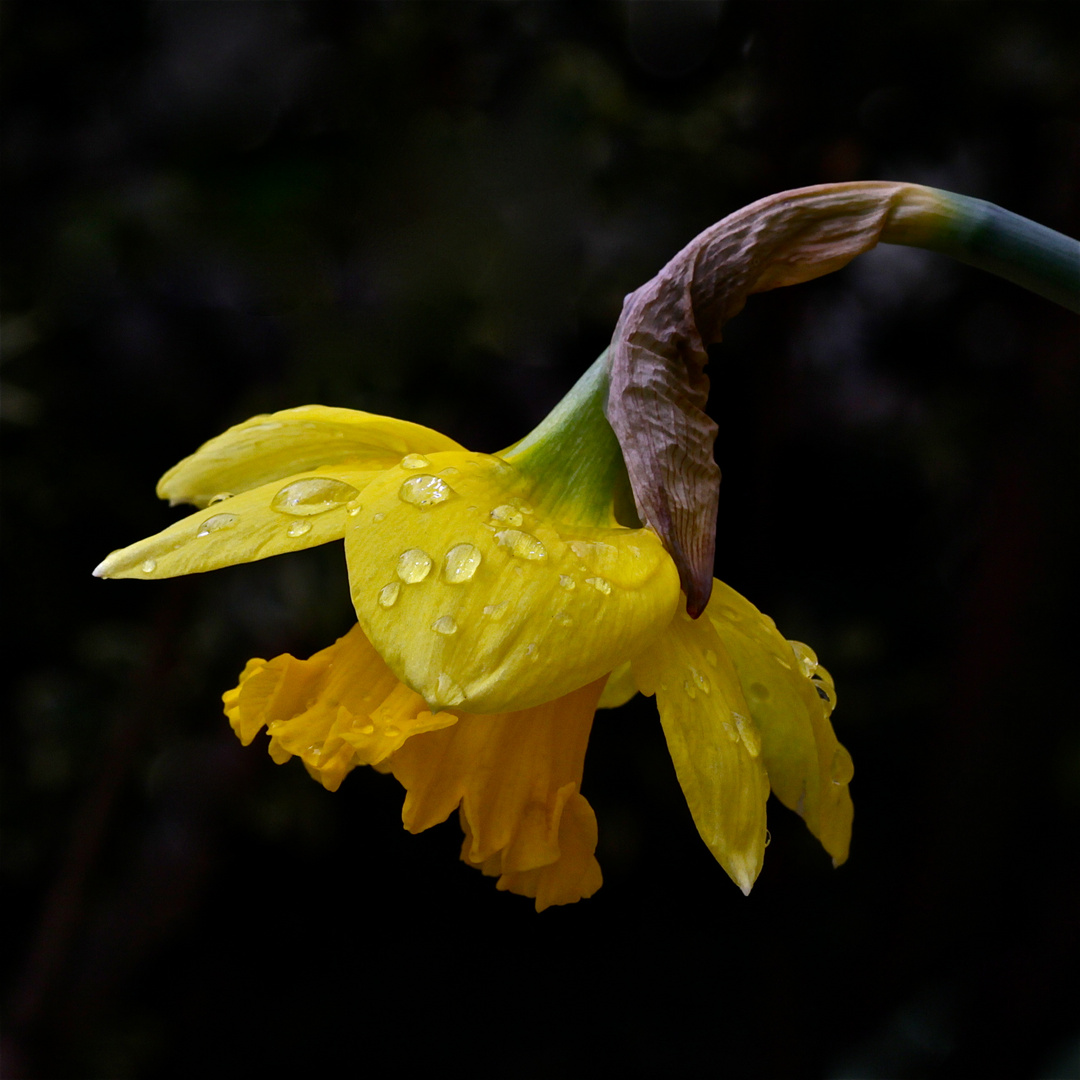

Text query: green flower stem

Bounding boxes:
[885,186,1080,313]
[500,350,639,528]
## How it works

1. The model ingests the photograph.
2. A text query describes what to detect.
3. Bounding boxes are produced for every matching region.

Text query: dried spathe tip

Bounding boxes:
[605,181,937,611]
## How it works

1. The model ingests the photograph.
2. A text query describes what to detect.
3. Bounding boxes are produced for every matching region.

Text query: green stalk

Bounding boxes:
[885,187,1080,313]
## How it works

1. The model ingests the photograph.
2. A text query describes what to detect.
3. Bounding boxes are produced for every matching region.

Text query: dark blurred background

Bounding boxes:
[3,3,1078,1077]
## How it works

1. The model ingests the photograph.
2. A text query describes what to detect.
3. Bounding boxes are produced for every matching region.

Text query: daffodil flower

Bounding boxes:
[95,348,853,909]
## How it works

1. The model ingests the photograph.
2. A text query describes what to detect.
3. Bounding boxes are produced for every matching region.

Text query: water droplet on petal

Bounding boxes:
[197,512,238,537]
[494,529,546,560]
[346,497,363,516]
[691,668,710,694]
[383,724,401,738]
[721,720,739,742]
[483,601,509,621]
[272,477,361,516]
[734,713,761,757]
[372,512,385,523]
[705,649,718,667]
[789,640,819,677]
[287,520,313,537]
[378,582,401,608]
[830,745,854,785]
[397,548,433,583]
[358,723,375,736]
[559,575,576,590]
[399,474,453,508]
[307,741,324,758]
[443,543,482,582]
[440,466,460,477]
[682,680,697,700]
[585,577,611,594]
[401,454,430,469]
[208,492,234,505]
[433,615,458,635]
[141,558,157,574]
[490,504,524,527]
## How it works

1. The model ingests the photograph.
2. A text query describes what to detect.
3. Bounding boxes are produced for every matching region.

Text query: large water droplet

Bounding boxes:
[346,497,363,517]
[378,582,401,608]
[208,492,234,505]
[271,477,361,516]
[443,543,482,583]
[287,520,313,537]
[494,529,546,560]
[141,558,157,574]
[490,504,524,527]
[399,474,453,508]
[830,745,854,785]
[789,640,819,677]
[197,513,238,537]
[397,548,433,583]
[433,615,458,636]
[585,577,611,595]
[401,453,430,469]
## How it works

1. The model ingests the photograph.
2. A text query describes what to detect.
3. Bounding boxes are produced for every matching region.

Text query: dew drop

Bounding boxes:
[682,680,697,700]
[559,575,576,590]
[585,577,611,595]
[789,640,819,677]
[721,720,739,742]
[271,477,361,516]
[372,512,385,523]
[690,668,711,694]
[443,543,482,583]
[483,601,509,621]
[197,512,238,537]
[705,649,718,667]
[378,582,401,608]
[433,615,458,636]
[830,745,855,785]
[494,529,547,560]
[399,474,453,508]
[383,724,401,738]
[287,520,313,537]
[440,466,460,477]
[401,453,430,469]
[490,504,524,527]
[208,492,234,505]
[397,548,433,583]
[358,723,376,736]
[734,713,761,757]
[346,497,363,517]
[307,741,324,758]
[140,558,157,574]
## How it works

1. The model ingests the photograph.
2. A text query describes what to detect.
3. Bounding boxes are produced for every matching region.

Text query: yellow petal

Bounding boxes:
[157,406,465,508]
[597,661,637,709]
[706,581,853,866]
[221,624,457,791]
[346,451,681,713]
[383,676,605,911]
[633,610,770,894]
[94,465,382,579]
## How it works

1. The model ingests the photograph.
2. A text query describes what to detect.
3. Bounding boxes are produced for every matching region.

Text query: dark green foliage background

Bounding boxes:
[3,3,1078,1077]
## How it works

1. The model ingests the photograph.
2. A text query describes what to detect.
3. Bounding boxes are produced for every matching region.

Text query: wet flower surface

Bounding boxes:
[96,400,852,909]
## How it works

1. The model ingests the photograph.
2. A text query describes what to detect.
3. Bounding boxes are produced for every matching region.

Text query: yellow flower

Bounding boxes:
[95,360,852,909]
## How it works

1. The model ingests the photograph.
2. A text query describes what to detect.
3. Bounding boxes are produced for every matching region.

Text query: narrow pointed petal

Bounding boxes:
[221,624,457,791]
[705,581,853,866]
[383,677,606,910]
[94,466,382,579]
[157,406,466,508]
[346,451,681,713]
[633,611,770,893]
